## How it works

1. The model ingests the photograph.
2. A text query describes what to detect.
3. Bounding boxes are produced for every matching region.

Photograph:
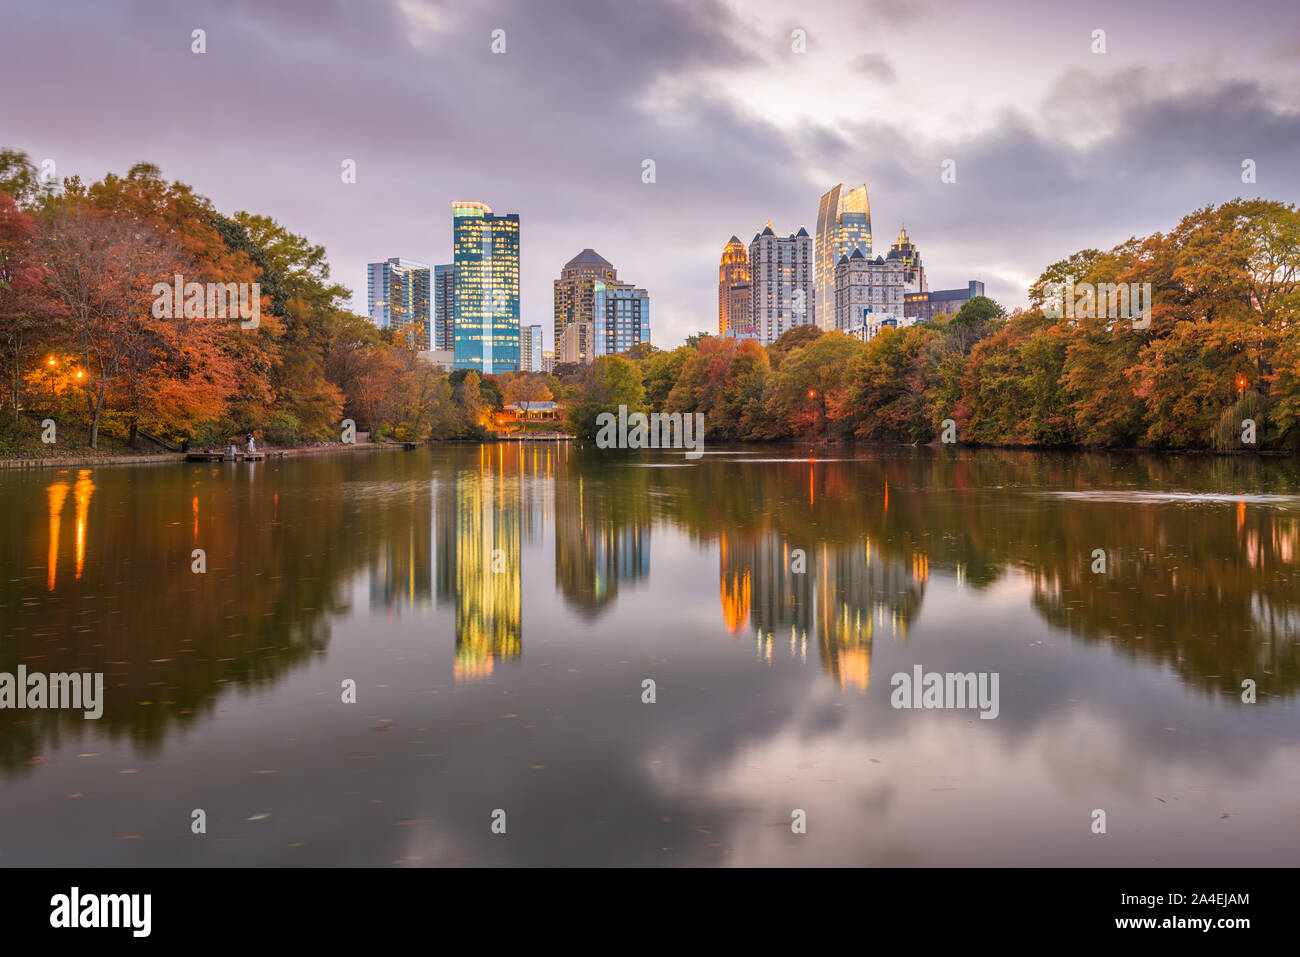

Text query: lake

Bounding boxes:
[1,443,1297,866]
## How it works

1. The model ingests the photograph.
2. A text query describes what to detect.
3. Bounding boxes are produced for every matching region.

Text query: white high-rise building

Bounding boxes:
[519,324,544,372]
[748,222,814,345]
[835,249,907,340]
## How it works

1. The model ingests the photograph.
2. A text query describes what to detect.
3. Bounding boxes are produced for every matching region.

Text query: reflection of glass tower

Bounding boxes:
[369,484,433,613]
[433,447,523,680]
[815,184,871,331]
[554,475,649,619]
[453,202,520,374]
[720,531,927,692]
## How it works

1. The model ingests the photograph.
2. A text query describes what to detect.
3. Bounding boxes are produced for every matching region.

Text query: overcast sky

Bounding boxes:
[4,0,1299,347]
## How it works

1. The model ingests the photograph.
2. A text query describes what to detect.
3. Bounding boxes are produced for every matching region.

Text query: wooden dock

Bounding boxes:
[186,450,271,462]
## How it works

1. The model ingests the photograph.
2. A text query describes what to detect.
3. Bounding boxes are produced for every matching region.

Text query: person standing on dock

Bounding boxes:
[247,432,256,454]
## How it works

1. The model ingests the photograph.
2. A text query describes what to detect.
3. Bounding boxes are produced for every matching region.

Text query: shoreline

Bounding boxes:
[2,436,1295,470]
[0,441,407,471]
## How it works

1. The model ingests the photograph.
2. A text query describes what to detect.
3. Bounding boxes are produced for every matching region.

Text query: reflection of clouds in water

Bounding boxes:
[647,697,1300,866]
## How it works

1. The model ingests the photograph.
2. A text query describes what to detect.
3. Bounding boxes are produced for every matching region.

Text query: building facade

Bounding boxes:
[558,321,592,365]
[519,324,544,372]
[541,350,555,374]
[367,257,431,349]
[718,235,752,336]
[452,202,520,375]
[417,349,455,372]
[904,280,986,323]
[433,263,455,351]
[835,249,907,340]
[814,184,872,330]
[554,249,618,356]
[748,222,814,345]
[593,281,650,357]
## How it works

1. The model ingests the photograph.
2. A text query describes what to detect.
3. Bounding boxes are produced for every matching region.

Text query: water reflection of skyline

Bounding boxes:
[30,447,1300,704]
[357,444,931,691]
[720,533,928,692]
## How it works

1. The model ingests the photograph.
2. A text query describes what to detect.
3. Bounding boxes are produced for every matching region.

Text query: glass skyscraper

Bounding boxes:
[452,202,520,375]
[814,184,871,330]
[433,263,455,351]
[592,281,650,357]
[366,257,431,349]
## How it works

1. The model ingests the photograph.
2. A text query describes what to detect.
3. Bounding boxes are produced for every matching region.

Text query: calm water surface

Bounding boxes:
[1,444,1298,866]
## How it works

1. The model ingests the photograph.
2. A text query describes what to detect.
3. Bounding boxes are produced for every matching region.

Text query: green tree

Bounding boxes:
[565,355,645,440]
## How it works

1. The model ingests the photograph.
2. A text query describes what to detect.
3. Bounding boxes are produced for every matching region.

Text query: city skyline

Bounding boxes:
[8,0,1300,350]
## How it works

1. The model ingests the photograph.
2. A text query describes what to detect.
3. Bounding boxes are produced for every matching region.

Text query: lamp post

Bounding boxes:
[46,356,56,405]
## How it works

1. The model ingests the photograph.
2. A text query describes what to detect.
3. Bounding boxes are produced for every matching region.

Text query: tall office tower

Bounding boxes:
[888,224,927,291]
[718,235,752,335]
[748,222,814,345]
[433,263,455,350]
[814,183,872,330]
[541,350,555,374]
[519,324,544,372]
[554,249,618,352]
[592,281,650,357]
[367,257,431,349]
[834,249,907,340]
[452,202,520,375]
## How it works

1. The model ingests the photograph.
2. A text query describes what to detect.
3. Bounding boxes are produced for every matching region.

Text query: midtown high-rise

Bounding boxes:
[554,249,617,351]
[718,235,752,336]
[593,281,650,357]
[815,184,872,330]
[366,257,431,349]
[748,222,814,345]
[554,249,650,362]
[888,224,926,291]
[520,324,544,372]
[452,202,520,375]
[433,263,455,351]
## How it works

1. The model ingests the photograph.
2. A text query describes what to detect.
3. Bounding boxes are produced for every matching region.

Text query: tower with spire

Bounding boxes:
[887,223,927,291]
[718,235,752,335]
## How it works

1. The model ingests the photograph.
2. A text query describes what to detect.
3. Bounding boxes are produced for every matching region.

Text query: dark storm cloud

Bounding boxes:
[820,67,1300,302]
[2,0,1299,342]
